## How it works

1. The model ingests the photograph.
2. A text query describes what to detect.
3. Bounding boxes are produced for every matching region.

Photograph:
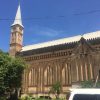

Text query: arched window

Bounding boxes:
[62,64,68,86]
[44,66,53,86]
[28,70,32,86]
[28,68,37,87]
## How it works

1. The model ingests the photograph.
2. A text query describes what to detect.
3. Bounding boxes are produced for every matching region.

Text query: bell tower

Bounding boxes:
[9,4,24,57]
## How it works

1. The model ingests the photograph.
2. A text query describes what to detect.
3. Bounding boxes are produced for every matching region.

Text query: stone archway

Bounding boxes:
[44,66,53,86]
[62,63,69,86]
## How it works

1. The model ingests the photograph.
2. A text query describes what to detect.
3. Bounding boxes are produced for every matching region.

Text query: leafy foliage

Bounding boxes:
[0,50,26,99]
[49,82,61,99]
[81,80,100,88]
[81,80,94,88]
[0,51,11,95]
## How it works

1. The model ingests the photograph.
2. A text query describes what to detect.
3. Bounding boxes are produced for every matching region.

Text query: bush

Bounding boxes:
[19,95,66,100]
[19,95,35,100]
[0,97,6,100]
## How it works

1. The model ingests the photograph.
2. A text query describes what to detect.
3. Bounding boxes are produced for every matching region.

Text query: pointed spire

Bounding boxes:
[12,4,23,28]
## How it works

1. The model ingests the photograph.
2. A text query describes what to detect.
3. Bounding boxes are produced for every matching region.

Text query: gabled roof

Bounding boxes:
[11,4,23,28]
[72,37,95,55]
[21,31,100,52]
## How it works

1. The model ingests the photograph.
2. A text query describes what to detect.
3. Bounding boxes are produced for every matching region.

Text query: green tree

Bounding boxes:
[81,80,100,88]
[0,50,11,96]
[0,50,26,99]
[49,82,61,99]
[81,80,94,88]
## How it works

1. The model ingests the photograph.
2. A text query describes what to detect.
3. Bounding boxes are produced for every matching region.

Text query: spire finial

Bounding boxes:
[11,3,23,28]
[18,0,20,6]
[81,33,84,37]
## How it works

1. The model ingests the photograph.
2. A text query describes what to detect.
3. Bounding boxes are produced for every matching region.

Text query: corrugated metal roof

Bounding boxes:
[21,31,100,52]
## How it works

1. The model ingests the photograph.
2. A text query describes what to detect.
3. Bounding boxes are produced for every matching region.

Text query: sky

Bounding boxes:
[0,0,100,52]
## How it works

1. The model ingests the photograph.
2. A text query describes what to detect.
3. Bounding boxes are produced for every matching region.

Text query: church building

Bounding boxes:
[9,4,100,97]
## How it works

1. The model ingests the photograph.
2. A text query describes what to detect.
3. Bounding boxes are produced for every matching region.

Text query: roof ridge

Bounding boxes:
[21,31,100,52]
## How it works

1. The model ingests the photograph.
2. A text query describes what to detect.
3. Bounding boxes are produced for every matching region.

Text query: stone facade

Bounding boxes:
[9,4,23,57]
[9,25,23,57]
[9,4,100,97]
[18,37,100,96]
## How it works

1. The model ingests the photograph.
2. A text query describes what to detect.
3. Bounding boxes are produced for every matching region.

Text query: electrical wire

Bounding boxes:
[0,9,100,21]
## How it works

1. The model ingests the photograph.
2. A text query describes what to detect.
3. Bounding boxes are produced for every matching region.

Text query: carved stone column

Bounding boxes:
[68,63,71,85]
[41,67,43,93]
[76,61,79,81]
[80,57,83,81]
[25,70,29,93]
[90,63,93,79]
[85,62,88,80]
[21,70,25,93]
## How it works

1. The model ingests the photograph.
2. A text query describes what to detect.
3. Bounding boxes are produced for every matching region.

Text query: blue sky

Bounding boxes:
[0,0,100,52]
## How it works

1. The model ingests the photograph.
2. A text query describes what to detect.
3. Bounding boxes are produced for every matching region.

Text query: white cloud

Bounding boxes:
[28,25,64,37]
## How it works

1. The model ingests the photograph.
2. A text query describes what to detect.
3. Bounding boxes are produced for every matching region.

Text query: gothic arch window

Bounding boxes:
[62,67,65,85]
[33,68,37,86]
[28,68,37,87]
[13,27,16,31]
[44,66,53,86]
[55,65,57,82]
[44,68,47,86]
[19,27,22,31]
[62,63,68,86]
[50,67,53,85]
[28,70,32,86]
